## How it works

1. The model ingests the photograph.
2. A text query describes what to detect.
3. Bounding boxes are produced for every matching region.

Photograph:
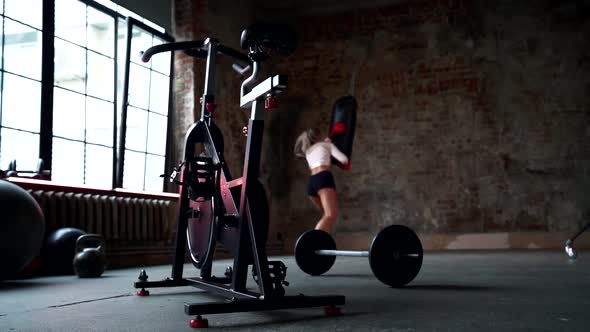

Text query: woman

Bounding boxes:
[294,127,350,234]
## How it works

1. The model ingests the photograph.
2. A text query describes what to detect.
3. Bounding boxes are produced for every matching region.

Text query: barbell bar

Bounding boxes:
[316,250,368,257]
[295,224,423,287]
[314,249,422,258]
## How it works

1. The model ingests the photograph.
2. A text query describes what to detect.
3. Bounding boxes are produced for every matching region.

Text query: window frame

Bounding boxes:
[117,16,174,191]
[0,0,175,191]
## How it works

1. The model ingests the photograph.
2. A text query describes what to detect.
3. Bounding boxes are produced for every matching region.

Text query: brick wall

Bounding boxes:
[172,0,590,250]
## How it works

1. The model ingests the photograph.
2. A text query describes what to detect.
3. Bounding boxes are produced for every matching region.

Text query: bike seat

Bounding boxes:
[240,23,297,56]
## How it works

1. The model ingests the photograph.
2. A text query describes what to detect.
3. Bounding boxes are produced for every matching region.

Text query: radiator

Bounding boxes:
[27,190,177,244]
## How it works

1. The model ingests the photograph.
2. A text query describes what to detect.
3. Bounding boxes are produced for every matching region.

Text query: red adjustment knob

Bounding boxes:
[324,306,342,316]
[189,316,209,328]
[242,125,248,137]
[136,289,150,296]
[206,103,217,113]
[265,96,279,110]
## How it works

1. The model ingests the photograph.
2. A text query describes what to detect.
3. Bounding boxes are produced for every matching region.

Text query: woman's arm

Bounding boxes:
[330,143,349,165]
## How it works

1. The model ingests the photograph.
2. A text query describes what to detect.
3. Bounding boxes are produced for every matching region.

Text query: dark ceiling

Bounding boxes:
[254,0,404,16]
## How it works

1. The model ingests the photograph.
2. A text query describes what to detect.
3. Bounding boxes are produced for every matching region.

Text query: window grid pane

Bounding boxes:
[149,71,169,115]
[0,129,40,171]
[150,37,171,74]
[128,63,150,109]
[1,73,41,132]
[52,137,85,185]
[86,97,114,147]
[146,111,167,156]
[130,26,153,67]
[144,153,165,192]
[3,18,42,80]
[54,39,86,93]
[54,0,87,46]
[85,143,113,188]
[87,51,114,101]
[87,6,115,57]
[0,18,3,70]
[125,106,148,151]
[5,0,43,30]
[123,149,145,190]
[53,87,85,140]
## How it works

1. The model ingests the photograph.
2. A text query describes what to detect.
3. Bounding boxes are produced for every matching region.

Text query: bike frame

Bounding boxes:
[169,38,286,298]
[134,37,344,318]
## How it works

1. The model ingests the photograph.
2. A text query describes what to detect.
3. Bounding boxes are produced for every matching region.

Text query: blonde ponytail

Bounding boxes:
[294,128,318,158]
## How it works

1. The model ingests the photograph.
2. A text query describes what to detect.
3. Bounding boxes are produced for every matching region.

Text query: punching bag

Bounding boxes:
[328,95,357,164]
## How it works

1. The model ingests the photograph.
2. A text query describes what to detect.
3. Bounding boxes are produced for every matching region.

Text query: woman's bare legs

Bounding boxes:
[314,188,338,233]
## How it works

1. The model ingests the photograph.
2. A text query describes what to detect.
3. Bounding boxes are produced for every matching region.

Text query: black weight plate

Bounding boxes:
[369,225,423,287]
[294,230,336,276]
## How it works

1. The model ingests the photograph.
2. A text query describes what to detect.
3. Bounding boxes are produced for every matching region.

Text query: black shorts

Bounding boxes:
[307,171,336,197]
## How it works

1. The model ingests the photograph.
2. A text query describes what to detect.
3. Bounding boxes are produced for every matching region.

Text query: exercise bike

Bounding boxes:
[133,24,344,327]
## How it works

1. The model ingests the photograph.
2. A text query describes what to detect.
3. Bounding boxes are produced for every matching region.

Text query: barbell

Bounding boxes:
[294,224,423,287]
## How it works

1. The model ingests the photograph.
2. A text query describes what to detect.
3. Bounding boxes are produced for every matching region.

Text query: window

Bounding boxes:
[120,19,171,192]
[52,0,116,187]
[0,0,173,192]
[0,0,43,172]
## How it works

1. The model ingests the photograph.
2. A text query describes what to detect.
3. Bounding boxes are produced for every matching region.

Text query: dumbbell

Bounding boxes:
[294,224,423,287]
[4,158,51,179]
[5,159,18,177]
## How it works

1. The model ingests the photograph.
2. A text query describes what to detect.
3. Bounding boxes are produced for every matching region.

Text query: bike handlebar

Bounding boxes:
[140,39,252,66]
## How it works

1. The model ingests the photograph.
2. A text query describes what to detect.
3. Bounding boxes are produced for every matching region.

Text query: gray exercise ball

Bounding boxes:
[0,180,45,281]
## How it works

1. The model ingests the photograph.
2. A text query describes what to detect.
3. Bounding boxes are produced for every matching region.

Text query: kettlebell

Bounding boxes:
[73,234,107,278]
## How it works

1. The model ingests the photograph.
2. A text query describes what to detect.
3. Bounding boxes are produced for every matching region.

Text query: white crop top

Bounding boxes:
[305,139,349,168]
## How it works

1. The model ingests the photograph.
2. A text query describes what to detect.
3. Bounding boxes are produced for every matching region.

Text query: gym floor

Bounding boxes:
[1,250,588,331]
